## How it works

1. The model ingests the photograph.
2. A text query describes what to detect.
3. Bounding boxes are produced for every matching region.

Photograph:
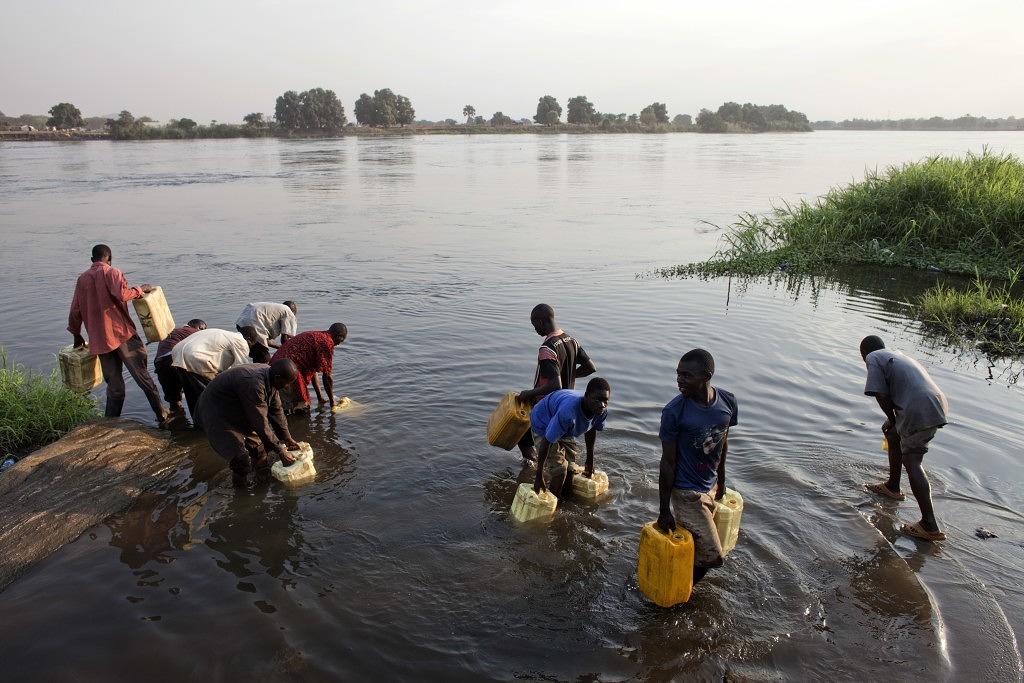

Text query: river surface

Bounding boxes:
[1,131,1023,682]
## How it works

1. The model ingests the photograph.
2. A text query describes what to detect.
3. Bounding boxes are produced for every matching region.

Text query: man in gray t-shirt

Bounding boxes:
[860,335,949,541]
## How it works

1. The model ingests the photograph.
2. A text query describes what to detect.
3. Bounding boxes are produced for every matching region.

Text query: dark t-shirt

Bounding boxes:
[534,331,591,391]
[659,388,738,493]
[155,324,200,361]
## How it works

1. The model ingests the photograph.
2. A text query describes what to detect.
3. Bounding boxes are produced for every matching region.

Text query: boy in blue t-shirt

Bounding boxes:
[657,349,738,585]
[531,377,611,498]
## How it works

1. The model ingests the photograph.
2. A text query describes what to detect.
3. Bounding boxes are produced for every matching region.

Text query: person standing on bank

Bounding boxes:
[531,378,611,499]
[194,359,302,486]
[658,349,738,586]
[235,301,298,363]
[67,244,170,425]
[860,335,950,542]
[516,304,597,463]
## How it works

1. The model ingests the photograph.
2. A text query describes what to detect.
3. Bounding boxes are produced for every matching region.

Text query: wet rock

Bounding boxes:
[0,418,189,592]
[975,527,998,539]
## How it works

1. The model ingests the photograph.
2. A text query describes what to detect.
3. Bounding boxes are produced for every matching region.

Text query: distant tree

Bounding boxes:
[462,105,476,125]
[47,102,84,129]
[490,111,513,126]
[372,88,398,127]
[395,95,415,126]
[162,118,198,139]
[243,112,266,128]
[275,89,345,130]
[175,118,198,133]
[566,95,596,125]
[275,90,303,128]
[107,110,144,139]
[696,108,727,133]
[354,94,375,126]
[740,103,767,131]
[717,101,742,123]
[534,96,562,125]
[643,102,669,124]
[672,113,692,128]
[444,118,457,126]
[627,113,639,126]
[300,88,347,129]
[353,88,414,127]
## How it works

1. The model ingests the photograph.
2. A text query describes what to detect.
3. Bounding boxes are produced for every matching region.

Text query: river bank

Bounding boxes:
[0,419,187,592]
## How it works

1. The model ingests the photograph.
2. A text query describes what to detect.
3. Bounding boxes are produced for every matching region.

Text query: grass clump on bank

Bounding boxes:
[0,350,99,456]
[919,269,1024,356]
[659,149,1024,280]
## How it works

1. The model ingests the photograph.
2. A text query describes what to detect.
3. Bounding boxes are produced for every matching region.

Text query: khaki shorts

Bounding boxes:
[894,412,940,454]
[671,488,724,568]
[534,432,579,490]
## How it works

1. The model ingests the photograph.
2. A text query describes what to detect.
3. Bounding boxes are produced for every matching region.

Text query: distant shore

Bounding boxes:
[0,129,109,141]
[3,126,1021,143]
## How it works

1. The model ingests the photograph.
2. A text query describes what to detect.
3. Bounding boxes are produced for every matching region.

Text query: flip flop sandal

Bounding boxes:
[865,481,906,501]
[901,522,947,541]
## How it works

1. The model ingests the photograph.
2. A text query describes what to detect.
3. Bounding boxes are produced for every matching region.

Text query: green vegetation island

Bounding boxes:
[659,150,1024,356]
[2,90,812,141]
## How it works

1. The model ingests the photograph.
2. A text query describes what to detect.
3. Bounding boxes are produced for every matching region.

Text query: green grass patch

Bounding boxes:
[660,149,1024,280]
[918,269,1024,356]
[0,350,99,456]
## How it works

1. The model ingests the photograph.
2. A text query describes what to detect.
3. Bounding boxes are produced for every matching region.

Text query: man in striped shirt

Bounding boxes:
[516,304,597,463]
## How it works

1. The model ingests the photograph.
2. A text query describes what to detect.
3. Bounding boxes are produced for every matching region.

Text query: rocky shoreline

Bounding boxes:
[0,418,188,592]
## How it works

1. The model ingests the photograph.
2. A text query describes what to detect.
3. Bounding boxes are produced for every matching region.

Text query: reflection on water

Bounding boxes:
[1,133,1023,681]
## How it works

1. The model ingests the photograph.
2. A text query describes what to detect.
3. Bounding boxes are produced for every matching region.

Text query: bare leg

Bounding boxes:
[885,428,904,494]
[903,449,939,532]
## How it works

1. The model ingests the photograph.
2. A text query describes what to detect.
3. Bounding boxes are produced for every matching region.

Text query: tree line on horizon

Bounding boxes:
[2,92,913,138]
[812,114,1023,131]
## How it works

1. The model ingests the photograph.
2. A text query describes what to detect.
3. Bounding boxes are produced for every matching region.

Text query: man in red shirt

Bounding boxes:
[67,244,169,425]
[270,323,348,413]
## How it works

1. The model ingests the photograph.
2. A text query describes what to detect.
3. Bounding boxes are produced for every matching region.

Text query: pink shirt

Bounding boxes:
[67,261,144,355]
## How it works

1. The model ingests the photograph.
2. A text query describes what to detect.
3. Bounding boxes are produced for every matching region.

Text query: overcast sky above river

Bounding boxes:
[2,0,1020,125]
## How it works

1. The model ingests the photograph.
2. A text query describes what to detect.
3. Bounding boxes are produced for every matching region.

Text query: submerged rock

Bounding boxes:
[0,418,188,592]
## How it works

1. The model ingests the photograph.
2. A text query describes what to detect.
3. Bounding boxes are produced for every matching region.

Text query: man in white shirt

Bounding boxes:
[235,301,298,363]
[172,328,258,418]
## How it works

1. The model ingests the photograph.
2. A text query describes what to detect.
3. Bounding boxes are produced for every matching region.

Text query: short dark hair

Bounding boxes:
[860,335,885,360]
[91,244,111,262]
[328,322,347,338]
[585,377,610,395]
[238,325,262,346]
[283,300,297,314]
[681,348,715,377]
[187,319,206,330]
[270,358,298,380]
[530,303,554,320]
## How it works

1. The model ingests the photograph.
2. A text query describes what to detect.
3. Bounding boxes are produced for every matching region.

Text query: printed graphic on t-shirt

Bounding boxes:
[693,425,727,473]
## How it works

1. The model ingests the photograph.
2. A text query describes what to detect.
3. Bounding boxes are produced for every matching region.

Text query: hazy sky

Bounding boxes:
[3,0,1021,124]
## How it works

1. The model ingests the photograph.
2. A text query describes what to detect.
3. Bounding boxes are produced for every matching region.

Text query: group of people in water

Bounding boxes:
[509,301,950,587]
[67,244,347,486]
[68,244,951,589]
